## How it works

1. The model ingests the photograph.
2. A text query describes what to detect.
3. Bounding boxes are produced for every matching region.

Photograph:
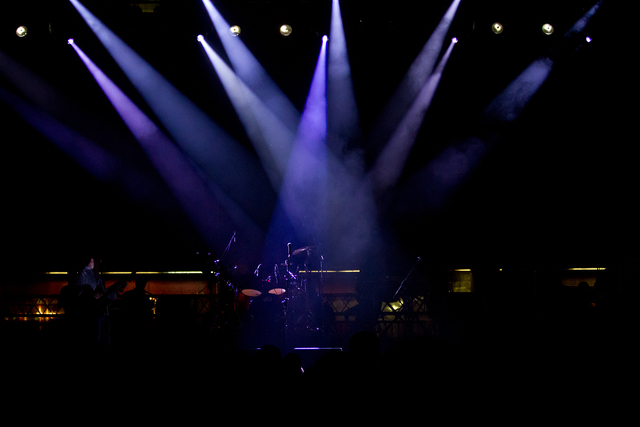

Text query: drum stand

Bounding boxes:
[284,255,326,348]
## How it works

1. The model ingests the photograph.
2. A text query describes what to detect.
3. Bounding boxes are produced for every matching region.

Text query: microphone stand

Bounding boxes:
[282,243,292,352]
[393,257,421,301]
[220,231,236,262]
[390,257,422,338]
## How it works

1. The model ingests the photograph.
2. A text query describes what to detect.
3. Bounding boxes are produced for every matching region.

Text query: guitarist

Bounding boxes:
[72,256,127,348]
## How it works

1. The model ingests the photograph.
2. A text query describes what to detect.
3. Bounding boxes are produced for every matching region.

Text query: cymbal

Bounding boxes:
[292,246,318,256]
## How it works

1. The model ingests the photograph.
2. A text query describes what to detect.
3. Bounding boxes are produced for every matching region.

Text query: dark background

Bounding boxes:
[1,1,635,274]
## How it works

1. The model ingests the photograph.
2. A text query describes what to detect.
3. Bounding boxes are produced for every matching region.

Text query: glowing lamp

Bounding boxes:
[16,25,28,38]
[452,37,459,44]
[542,23,554,35]
[322,35,328,43]
[229,25,241,36]
[491,22,504,34]
[197,34,204,42]
[67,38,74,45]
[280,24,292,36]
[585,36,592,43]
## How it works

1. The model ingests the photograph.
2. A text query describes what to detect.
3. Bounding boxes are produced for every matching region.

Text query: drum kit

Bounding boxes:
[200,233,327,348]
[242,246,319,297]
[235,243,325,342]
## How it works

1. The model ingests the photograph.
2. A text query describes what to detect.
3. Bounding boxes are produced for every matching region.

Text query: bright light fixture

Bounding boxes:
[229,25,241,36]
[67,38,74,45]
[16,25,28,37]
[491,22,504,34]
[280,24,292,36]
[542,23,554,35]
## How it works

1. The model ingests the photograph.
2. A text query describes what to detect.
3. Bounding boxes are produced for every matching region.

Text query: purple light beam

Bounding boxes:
[69,0,273,229]
[202,0,300,135]
[70,41,252,250]
[370,40,457,194]
[199,38,295,190]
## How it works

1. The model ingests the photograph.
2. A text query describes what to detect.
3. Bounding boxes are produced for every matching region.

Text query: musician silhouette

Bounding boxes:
[71,256,125,348]
[120,276,154,346]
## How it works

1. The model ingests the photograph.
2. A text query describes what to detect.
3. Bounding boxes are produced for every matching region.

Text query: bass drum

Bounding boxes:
[242,293,285,347]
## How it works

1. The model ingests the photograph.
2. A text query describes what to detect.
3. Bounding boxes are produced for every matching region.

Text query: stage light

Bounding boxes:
[586,36,592,43]
[67,38,74,45]
[491,22,504,34]
[452,37,459,44]
[202,0,301,134]
[197,34,204,42]
[322,35,328,43]
[16,26,28,38]
[542,23,554,35]
[280,24,292,36]
[229,25,241,36]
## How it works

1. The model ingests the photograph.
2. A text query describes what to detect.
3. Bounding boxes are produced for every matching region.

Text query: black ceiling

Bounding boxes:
[1,1,635,273]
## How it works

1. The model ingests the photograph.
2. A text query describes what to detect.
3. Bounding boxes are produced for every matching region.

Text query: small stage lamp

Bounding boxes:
[280,24,292,36]
[491,22,504,34]
[16,26,28,38]
[542,23,554,35]
[229,25,241,36]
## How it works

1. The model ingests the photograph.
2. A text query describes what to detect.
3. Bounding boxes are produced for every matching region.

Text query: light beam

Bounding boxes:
[370,39,457,194]
[397,2,604,217]
[199,38,295,190]
[202,0,300,135]
[328,0,361,158]
[565,1,603,38]
[368,0,461,153]
[69,42,238,250]
[0,84,171,214]
[276,36,329,245]
[69,0,274,232]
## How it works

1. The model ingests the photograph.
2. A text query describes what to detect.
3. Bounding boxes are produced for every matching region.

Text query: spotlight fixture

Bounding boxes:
[16,25,28,38]
[491,22,504,34]
[585,36,592,43]
[67,38,74,45]
[197,34,204,42]
[542,23,554,35]
[322,35,328,43]
[452,37,459,44]
[280,24,292,36]
[229,25,241,36]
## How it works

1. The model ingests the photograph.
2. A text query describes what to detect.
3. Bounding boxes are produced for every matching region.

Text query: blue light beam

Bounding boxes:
[368,0,461,152]
[328,0,361,157]
[278,37,329,243]
[396,0,604,217]
[70,42,240,250]
[0,50,171,209]
[69,0,274,229]
[202,0,300,135]
[199,38,295,190]
[565,1,603,38]
[370,39,457,194]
